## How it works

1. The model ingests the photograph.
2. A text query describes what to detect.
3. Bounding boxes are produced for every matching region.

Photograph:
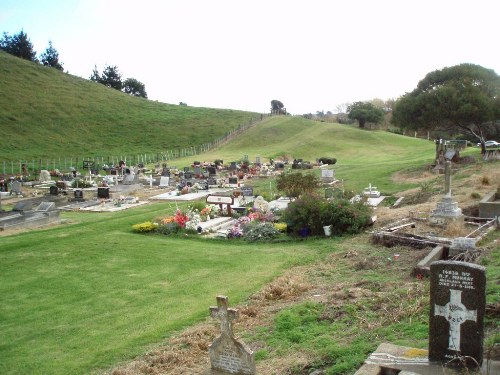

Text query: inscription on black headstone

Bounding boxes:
[240,186,254,196]
[429,260,485,367]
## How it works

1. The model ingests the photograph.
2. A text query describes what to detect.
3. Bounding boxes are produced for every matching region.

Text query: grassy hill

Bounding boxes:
[168,115,437,193]
[0,51,260,161]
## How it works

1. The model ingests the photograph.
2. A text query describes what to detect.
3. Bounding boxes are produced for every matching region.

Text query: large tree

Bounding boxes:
[392,63,500,152]
[122,78,147,98]
[347,101,384,128]
[0,30,37,62]
[100,65,122,90]
[39,41,63,70]
[271,99,286,115]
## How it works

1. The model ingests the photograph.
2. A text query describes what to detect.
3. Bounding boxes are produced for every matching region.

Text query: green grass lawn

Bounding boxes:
[0,203,326,375]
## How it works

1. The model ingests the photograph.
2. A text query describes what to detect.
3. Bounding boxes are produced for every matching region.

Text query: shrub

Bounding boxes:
[155,222,182,235]
[243,222,280,242]
[282,195,372,236]
[318,157,337,165]
[132,221,157,233]
[320,199,372,235]
[281,193,324,235]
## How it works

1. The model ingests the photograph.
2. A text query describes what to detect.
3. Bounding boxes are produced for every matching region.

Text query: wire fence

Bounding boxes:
[1,114,271,177]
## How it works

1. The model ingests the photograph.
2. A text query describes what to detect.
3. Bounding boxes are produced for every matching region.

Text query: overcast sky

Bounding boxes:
[2,0,499,114]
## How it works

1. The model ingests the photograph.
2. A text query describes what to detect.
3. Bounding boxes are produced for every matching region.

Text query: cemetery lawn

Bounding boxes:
[0,202,326,375]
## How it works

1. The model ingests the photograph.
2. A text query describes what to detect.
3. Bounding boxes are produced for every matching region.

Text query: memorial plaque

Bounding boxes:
[207,194,233,205]
[321,169,335,179]
[429,261,485,367]
[159,176,170,188]
[97,187,110,199]
[207,177,217,186]
[240,186,254,196]
[228,177,238,184]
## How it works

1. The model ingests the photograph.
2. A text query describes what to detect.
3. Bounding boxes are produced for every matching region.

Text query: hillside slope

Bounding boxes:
[171,115,437,193]
[0,51,259,161]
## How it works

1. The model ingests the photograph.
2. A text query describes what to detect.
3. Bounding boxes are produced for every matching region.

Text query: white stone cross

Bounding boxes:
[434,289,477,351]
[210,295,239,338]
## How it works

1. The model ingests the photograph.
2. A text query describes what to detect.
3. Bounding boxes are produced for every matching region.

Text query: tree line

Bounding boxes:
[303,64,500,152]
[0,29,147,98]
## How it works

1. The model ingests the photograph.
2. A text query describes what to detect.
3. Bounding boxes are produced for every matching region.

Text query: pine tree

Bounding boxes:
[40,41,63,70]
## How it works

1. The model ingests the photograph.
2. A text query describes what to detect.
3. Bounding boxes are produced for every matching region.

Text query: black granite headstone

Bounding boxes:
[49,185,58,196]
[240,186,254,196]
[429,260,486,367]
[207,177,217,186]
[74,189,83,200]
[228,177,238,184]
[207,166,217,176]
[97,187,110,199]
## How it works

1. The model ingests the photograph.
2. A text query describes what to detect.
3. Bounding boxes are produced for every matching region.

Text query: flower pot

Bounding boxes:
[299,227,310,238]
[323,225,332,236]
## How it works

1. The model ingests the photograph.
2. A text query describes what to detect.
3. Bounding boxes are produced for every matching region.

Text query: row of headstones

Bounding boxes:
[208,260,486,374]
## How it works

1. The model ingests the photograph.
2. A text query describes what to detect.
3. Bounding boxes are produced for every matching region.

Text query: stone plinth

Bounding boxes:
[430,197,463,224]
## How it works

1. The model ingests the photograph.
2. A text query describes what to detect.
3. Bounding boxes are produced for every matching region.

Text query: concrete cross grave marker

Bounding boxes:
[434,289,477,352]
[429,260,486,367]
[208,296,255,374]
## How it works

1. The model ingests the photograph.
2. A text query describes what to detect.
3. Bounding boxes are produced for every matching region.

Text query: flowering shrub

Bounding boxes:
[228,224,243,239]
[243,222,280,242]
[132,221,157,233]
[274,222,287,233]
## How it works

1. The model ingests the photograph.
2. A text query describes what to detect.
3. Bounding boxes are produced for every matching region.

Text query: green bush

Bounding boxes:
[155,222,182,235]
[320,199,372,235]
[283,195,372,236]
[132,221,157,233]
[282,193,324,235]
[318,157,337,165]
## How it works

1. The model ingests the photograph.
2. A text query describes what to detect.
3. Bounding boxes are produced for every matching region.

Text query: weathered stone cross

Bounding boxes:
[210,295,239,338]
[434,289,477,351]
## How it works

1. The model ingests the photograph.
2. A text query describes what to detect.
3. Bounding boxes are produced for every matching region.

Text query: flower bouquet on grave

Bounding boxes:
[173,210,189,228]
